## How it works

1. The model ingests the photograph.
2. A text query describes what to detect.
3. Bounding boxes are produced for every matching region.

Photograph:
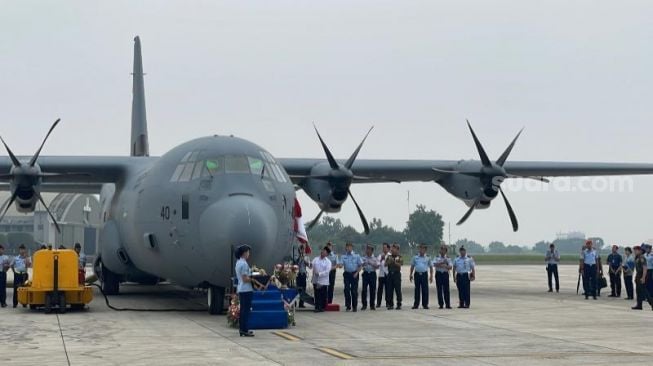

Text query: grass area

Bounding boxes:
[469,254,580,265]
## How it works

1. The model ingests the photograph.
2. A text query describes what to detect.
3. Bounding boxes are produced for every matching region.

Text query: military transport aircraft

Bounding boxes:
[2,37,653,314]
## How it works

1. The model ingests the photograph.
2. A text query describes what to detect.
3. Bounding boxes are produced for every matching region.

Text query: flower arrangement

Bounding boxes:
[227,294,240,328]
[272,263,298,289]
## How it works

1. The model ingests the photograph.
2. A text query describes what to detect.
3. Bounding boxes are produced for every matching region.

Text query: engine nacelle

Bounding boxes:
[300,162,347,213]
[438,174,495,210]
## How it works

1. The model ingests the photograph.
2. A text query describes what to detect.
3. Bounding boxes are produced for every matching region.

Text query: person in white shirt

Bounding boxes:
[545,244,560,293]
[312,246,333,313]
[376,243,390,309]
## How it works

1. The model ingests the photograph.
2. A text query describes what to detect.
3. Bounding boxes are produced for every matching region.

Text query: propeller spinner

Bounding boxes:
[0,118,67,233]
[304,125,374,234]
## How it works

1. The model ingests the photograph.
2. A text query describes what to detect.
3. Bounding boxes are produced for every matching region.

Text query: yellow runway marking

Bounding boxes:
[272,331,301,341]
[317,348,355,360]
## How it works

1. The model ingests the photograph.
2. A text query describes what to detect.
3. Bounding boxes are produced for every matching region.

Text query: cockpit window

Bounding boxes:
[248,157,264,176]
[204,158,223,176]
[171,152,285,182]
[225,155,250,173]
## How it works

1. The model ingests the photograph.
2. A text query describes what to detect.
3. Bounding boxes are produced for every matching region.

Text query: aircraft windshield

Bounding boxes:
[170,152,287,182]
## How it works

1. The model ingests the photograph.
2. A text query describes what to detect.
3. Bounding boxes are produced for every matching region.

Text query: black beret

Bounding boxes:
[235,245,251,259]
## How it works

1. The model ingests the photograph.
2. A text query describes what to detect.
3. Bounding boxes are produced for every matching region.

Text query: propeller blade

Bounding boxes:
[506,174,550,183]
[344,126,374,170]
[466,119,492,167]
[306,210,324,231]
[348,189,370,235]
[0,136,21,167]
[313,124,340,170]
[0,174,14,180]
[36,191,61,233]
[29,118,61,167]
[496,127,524,166]
[0,191,18,223]
[499,187,519,232]
[456,199,478,226]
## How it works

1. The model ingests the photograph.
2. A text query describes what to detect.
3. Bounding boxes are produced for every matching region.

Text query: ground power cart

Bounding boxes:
[18,249,93,313]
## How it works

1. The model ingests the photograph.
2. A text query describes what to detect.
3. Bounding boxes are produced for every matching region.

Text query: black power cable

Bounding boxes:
[91,283,208,312]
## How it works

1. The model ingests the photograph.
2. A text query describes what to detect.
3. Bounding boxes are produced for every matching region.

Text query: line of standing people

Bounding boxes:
[304,242,476,312]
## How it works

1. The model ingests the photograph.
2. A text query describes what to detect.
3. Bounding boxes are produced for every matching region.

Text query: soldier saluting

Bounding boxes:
[385,243,403,310]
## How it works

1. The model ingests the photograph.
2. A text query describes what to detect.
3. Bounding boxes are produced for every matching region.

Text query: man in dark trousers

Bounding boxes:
[376,243,390,309]
[361,245,379,311]
[545,243,560,292]
[623,247,635,300]
[0,245,10,307]
[453,247,475,308]
[326,242,338,304]
[11,244,31,308]
[632,245,652,310]
[409,243,432,309]
[339,242,363,312]
[579,240,598,300]
[385,243,403,310]
[606,245,623,298]
[433,244,453,309]
[295,244,311,308]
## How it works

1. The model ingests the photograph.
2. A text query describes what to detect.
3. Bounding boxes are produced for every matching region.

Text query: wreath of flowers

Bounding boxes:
[227,294,240,328]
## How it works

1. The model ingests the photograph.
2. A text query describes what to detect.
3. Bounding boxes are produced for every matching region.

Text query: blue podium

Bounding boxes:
[247,286,297,330]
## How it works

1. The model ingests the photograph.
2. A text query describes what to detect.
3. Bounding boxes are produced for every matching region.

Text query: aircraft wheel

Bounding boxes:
[101,263,120,295]
[208,286,225,315]
[58,293,67,314]
[44,293,53,314]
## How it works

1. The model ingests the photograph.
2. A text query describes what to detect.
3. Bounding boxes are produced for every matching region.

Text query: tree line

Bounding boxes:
[307,204,605,255]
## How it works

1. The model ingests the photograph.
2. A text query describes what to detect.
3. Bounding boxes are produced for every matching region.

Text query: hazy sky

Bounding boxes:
[1,1,652,247]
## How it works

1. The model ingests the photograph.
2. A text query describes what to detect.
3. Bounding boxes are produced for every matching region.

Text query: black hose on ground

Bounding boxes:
[90,283,208,312]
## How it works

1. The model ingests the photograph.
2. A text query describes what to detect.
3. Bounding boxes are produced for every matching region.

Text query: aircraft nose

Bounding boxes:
[199,194,278,264]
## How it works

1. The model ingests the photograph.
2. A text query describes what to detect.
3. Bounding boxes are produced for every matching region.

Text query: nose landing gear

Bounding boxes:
[208,285,226,315]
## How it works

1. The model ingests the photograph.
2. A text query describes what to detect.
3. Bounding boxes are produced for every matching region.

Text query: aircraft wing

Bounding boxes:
[280,158,653,184]
[0,156,156,193]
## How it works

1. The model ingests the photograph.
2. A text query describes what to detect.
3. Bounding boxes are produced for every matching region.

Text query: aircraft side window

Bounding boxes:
[170,164,185,182]
[178,163,195,182]
[272,163,287,183]
[191,161,204,180]
[225,155,250,174]
[181,151,193,163]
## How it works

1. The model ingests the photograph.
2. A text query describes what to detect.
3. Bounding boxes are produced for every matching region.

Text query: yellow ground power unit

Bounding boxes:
[17,249,93,313]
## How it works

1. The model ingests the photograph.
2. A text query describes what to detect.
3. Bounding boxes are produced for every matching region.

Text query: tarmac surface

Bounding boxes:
[0,264,651,366]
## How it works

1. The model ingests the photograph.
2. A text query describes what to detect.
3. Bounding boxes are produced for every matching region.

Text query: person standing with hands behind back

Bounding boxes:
[235,245,254,337]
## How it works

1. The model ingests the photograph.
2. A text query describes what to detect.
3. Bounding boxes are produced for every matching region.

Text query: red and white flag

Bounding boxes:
[293,198,311,254]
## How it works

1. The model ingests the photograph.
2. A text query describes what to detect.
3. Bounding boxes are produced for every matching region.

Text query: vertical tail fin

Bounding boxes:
[131,36,149,157]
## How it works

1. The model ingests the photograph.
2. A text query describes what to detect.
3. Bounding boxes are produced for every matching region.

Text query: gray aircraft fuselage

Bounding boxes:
[99,136,296,289]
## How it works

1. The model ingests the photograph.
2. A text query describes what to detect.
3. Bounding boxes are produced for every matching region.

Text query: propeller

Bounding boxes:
[454,120,534,232]
[304,125,373,234]
[0,118,67,233]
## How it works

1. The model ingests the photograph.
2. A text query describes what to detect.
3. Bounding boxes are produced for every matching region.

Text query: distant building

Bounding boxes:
[556,231,586,240]
[0,193,101,255]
